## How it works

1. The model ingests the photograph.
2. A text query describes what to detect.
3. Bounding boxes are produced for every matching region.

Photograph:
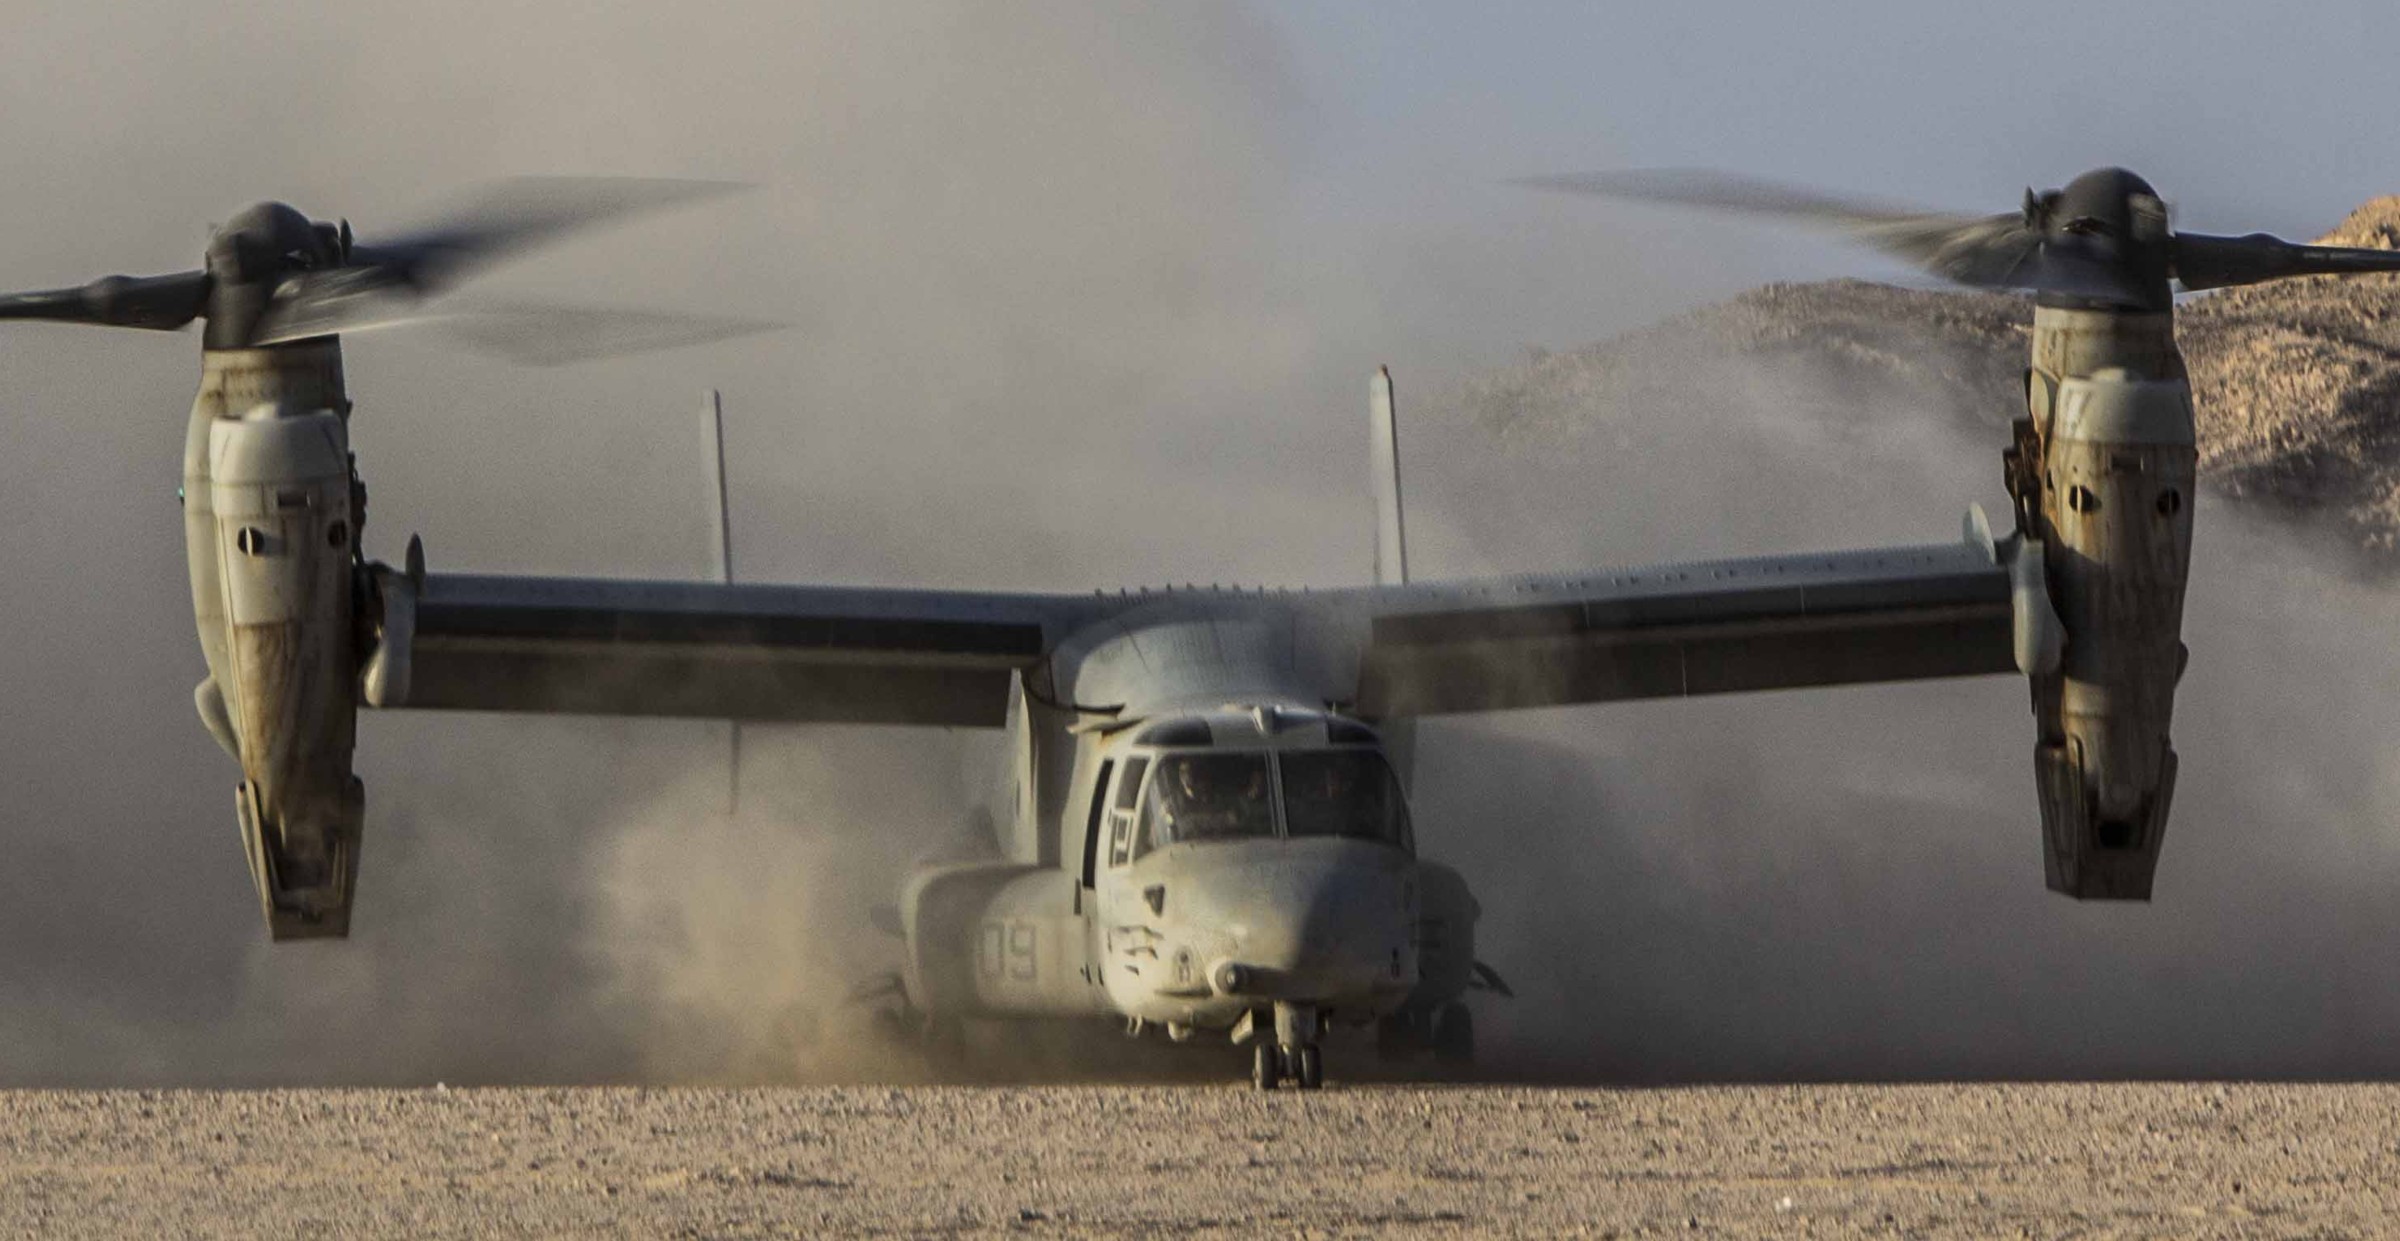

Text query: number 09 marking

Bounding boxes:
[978,921,1040,982]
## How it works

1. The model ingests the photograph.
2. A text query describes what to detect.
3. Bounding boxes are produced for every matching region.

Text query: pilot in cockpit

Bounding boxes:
[1152,754,1272,847]
[1291,755,1358,804]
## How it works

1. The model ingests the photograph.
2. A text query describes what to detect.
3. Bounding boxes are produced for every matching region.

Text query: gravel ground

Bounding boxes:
[3,1084,2395,1237]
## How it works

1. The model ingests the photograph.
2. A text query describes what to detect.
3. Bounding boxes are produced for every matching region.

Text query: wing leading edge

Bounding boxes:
[1353,540,2016,717]
[394,574,1087,726]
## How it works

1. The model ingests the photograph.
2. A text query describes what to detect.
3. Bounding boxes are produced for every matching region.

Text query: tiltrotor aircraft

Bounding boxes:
[13,169,2400,1089]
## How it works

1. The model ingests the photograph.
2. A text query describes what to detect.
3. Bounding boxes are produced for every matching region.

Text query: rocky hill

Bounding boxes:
[1459,198,2400,558]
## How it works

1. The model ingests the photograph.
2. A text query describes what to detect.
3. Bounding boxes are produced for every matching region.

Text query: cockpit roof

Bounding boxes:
[1130,705,1380,750]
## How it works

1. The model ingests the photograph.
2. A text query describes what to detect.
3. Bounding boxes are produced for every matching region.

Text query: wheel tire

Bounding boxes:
[1431,1002,1475,1068]
[1252,1042,1283,1091]
[921,1016,967,1077]
[1294,1044,1324,1091]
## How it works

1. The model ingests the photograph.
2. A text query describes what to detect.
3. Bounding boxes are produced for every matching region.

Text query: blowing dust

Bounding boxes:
[585,731,958,1085]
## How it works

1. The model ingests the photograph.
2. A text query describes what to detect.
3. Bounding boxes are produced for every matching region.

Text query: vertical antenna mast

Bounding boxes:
[1370,366,1411,586]
[703,388,735,586]
[703,389,741,813]
[1370,367,1419,790]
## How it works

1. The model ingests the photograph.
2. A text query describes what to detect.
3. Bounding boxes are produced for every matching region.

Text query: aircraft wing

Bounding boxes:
[387,574,1094,727]
[1350,540,2018,717]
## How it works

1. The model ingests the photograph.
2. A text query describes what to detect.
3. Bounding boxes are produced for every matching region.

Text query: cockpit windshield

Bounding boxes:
[1281,750,1410,847]
[1130,748,1412,857]
[1142,753,1276,852]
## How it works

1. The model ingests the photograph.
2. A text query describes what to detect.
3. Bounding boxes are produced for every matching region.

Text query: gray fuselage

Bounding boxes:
[897,598,1480,1046]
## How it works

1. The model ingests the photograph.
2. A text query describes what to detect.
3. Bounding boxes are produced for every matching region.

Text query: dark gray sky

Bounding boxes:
[4,1,2400,1084]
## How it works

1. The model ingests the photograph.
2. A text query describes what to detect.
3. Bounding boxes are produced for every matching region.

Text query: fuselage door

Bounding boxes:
[1079,758,1114,902]
[1085,755,1146,989]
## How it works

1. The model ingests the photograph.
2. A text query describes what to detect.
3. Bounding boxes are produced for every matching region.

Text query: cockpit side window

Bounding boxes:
[1137,752,1275,855]
[1279,749,1411,849]
[1114,758,1148,813]
[1080,758,1114,890]
[1107,757,1147,867]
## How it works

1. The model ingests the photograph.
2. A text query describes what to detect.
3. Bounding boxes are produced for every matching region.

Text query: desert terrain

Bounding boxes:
[5,1083,2394,1237]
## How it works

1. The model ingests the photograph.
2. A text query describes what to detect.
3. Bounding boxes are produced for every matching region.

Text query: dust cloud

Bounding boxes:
[4,2,2400,1086]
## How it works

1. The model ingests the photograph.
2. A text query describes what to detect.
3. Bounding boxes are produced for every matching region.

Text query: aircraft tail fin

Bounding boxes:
[1370,366,1410,586]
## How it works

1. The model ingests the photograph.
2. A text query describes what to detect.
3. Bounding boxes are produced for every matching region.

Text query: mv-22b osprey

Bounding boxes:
[14,169,2400,1088]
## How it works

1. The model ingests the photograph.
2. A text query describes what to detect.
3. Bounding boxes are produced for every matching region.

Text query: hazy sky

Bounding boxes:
[5,1,2400,1084]
[1277,1,2400,231]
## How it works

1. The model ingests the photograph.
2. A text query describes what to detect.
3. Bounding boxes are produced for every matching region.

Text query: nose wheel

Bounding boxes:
[1251,1041,1325,1091]
[1249,1003,1327,1091]
[1252,1042,1279,1090]
[1293,1043,1324,1089]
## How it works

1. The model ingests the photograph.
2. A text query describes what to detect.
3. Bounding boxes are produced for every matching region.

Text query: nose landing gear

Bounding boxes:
[1250,1039,1326,1091]
[1243,1002,1326,1091]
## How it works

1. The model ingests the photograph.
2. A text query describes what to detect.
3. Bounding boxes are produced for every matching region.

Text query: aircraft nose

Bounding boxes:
[1186,844,1416,1003]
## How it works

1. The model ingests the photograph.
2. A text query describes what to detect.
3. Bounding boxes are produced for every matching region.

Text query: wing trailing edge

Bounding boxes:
[1354,540,2016,717]
[391,574,1074,726]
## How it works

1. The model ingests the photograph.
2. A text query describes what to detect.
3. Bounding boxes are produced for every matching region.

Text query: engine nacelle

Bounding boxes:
[184,345,367,939]
[2018,342,2195,899]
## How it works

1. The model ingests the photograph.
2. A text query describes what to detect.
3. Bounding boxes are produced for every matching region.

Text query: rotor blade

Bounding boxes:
[352,176,749,294]
[247,264,416,344]
[1518,169,2034,271]
[248,178,747,346]
[0,270,209,331]
[1515,168,2123,298]
[2172,231,2400,292]
[261,299,781,366]
[1516,168,1956,228]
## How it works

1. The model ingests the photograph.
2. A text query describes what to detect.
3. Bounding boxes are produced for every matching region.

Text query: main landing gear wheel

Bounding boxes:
[1252,1043,1282,1091]
[920,1015,967,1078]
[1376,1010,1425,1061]
[1432,1001,1475,1068]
